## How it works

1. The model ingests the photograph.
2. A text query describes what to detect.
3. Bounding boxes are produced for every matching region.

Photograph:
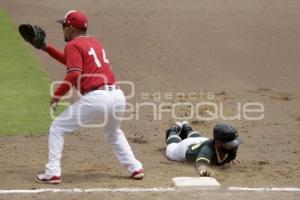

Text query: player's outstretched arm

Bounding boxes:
[196,162,211,177]
[195,156,212,177]
[43,44,66,65]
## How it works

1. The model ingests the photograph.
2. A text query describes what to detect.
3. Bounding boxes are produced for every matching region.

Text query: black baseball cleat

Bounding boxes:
[179,121,191,140]
[165,121,183,141]
[180,121,202,139]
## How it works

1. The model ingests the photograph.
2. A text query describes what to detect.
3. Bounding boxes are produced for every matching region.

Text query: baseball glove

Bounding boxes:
[18,24,46,49]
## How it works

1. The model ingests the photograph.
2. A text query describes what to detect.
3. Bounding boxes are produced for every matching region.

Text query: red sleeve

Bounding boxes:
[64,43,83,73]
[52,71,81,101]
[52,43,83,101]
[43,44,66,65]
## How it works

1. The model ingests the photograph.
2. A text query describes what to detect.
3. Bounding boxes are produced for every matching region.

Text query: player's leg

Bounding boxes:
[35,100,83,183]
[102,89,144,179]
[102,118,144,179]
[36,93,107,183]
[166,137,209,161]
[165,122,183,161]
[165,121,183,145]
[180,121,202,139]
[165,121,207,161]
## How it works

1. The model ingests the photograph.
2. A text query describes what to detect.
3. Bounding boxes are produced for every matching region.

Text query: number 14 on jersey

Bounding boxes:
[88,47,109,68]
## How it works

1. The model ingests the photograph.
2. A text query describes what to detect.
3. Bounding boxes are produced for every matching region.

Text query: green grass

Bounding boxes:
[0,9,52,135]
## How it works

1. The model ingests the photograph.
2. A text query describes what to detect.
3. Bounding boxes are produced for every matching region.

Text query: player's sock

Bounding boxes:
[165,123,182,145]
[166,132,182,145]
[181,123,202,139]
[187,131,202,138]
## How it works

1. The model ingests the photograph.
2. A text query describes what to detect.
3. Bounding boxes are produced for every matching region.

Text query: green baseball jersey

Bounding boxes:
[185,139,237,165]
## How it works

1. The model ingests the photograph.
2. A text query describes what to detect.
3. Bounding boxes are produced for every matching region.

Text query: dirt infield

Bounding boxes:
[0,0,299,199]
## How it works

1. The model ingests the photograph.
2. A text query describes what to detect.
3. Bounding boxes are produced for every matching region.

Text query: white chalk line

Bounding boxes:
[0,187,175,194]
[1,187,300,194]
[227,187,300,192]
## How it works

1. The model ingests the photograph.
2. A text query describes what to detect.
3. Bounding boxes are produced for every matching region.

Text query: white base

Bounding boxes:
[172,177,221,190]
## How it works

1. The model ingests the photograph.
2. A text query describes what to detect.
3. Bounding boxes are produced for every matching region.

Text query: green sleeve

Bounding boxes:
[195,143,214,165]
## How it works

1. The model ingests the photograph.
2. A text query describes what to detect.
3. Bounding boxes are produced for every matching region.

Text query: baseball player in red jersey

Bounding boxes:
[34,10,144,184]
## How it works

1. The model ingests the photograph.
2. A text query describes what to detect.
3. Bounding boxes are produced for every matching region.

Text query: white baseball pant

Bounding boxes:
[166,137,209,161]
[45,88,142,176]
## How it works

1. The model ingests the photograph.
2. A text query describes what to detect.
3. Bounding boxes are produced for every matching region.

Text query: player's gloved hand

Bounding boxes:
[50,98,59,111]
[18,24,46,49]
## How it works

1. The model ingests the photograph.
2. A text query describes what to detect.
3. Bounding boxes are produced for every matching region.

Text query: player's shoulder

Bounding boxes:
[65,36,89,48]
[71,36,101,46]
[64,39,78,50]
[201,139,214,148]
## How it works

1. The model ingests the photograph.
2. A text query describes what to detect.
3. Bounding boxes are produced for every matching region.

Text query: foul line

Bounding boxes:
[0,187,300,194]
[227,187,300,192]
[0,188,175,194]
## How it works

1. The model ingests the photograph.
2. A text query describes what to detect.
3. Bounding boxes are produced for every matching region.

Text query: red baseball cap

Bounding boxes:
[57,10,88,30]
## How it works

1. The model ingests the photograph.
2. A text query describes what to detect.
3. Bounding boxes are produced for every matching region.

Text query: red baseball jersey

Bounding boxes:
[65,36,116,93]
[46,36,116,99]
